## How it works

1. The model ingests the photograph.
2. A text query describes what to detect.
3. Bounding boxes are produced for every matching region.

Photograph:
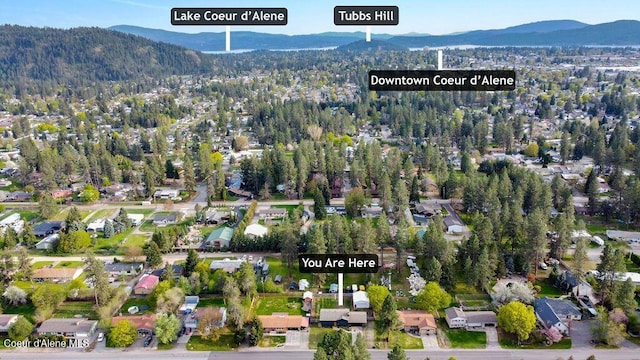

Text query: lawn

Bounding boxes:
[54,260,85,268]
[198,297,226,308]
[16,210,39,222]
[120,297,156,314]
[259,335,286,347]
[54,301,97,319]
[186,334,236,351]
[122,234,149,248]
[124,208,155,216]
[139,221,157,232]
[266,256,302,282]
[256,296,303,315]
[308,326,336,349]
[85,209,116,222]
[32,261,54,269]
[437,319,486,349]
[535,277,565,298]
[375,330,424,349]
[93,227,135,253]
[2,302,36,322]
[498,328,572,349]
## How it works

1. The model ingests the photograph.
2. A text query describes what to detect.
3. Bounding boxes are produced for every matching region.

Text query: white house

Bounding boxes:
[127,213,144,226]
[352,290,370,309]
[445,307,467,328]
[0,314,18,333]
[86,219,106,232]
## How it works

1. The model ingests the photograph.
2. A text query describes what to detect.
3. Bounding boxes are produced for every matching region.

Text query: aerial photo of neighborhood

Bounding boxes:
[3,1,640,360]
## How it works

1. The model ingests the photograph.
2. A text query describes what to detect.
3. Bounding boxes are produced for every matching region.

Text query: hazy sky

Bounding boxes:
[1,0,639,35]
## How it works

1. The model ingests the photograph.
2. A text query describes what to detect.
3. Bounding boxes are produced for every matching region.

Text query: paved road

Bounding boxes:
[2,349,640,360]
[27,252,282,265]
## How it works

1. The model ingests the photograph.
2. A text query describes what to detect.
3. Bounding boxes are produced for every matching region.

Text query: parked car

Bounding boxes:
[97,333,104,342]
[143,337,152,347]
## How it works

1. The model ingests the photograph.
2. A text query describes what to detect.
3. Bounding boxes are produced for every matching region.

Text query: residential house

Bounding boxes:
[153,213,177,226]
[37,318,98,339]
[33,268,83,283]
[51,189,73,199]
[352,291,370,309]
[555,271,578,292]
[397,310,437,335]
[33,221,65,237]
[209,259,245,273]
[257,208,288,221]
[7,191,32,201]
[362,206,383,218]
[104,262,144,279]
[202,226,233,250]
[35,233,59,250]
[444,307,466,328]
[86,219,106,232]
[244,223,268,238]
[111,314,155,335]
[258,313,309,333]
[319,309,367,328]
[412,214,429,226]
[0,314,18,333]
[127,213,144,226]
[444,307,497,329]
[153,189,180,200]
[534,297,570,334]
[606,230,640,242]
[543,297,582,321]
[204,209,232,225]
[171,264,184,279]
[414,203,441,217]
[134,274,159,295]
[0,213,22,230]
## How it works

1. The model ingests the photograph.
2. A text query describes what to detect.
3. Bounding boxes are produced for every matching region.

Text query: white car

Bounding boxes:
[97,333,104,342]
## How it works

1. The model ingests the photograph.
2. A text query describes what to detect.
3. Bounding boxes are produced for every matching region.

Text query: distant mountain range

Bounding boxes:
[109,20,640,51]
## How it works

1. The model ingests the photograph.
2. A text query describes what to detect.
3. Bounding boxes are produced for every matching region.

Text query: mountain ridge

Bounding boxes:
[104,19,640,51]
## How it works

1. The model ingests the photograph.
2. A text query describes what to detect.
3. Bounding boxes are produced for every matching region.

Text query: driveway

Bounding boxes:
[421,334,439,349]
[485,328,499,349]
[285,330,301,347]
[570,319,595,348]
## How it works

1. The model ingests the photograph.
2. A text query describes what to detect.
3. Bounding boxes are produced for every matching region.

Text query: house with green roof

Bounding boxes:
[202,226,233,250]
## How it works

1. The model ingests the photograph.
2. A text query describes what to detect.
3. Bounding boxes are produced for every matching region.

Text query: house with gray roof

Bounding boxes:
[37,318,98,339]
[534,297,573,334]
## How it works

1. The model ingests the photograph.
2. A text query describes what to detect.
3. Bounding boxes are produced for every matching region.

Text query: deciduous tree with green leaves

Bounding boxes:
[155,313,181,345]
[497,301,536,344]
[109,319,138,347]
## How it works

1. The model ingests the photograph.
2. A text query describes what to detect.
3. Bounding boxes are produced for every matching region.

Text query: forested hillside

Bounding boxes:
[0,25,213,85]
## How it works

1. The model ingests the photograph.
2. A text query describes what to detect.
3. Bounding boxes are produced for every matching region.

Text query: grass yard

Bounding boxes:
[16,210,39,222]
[93,227,135,253]
[54,301,97,319]
[259,335,286,347]
[124,208,155,216]
[442,328,487,349]
[266,256,302,282]
[308,326,336,349]
[375,331,423,349]
[198,297,226,308]
[139,221,157,232]
[535,277,565,298]
[121,234,149,248]
[85,208,116,222]
[498,328,572,349]
[273,204,300,218]
[256,296,303,315]
[2,302,36,322]
[120,297,156,314]
[54,260,85,268]
[186,334,236,351]
[32,261,54,269]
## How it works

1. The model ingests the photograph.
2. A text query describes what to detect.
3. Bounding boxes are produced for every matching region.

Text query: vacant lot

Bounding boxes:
[259,335,286,347]
[308,326,336,349]
[54,301,97,319]
[186,334,236,351]
[54,260,85,268]
[256,296,303,315]
[122,234,149,248]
